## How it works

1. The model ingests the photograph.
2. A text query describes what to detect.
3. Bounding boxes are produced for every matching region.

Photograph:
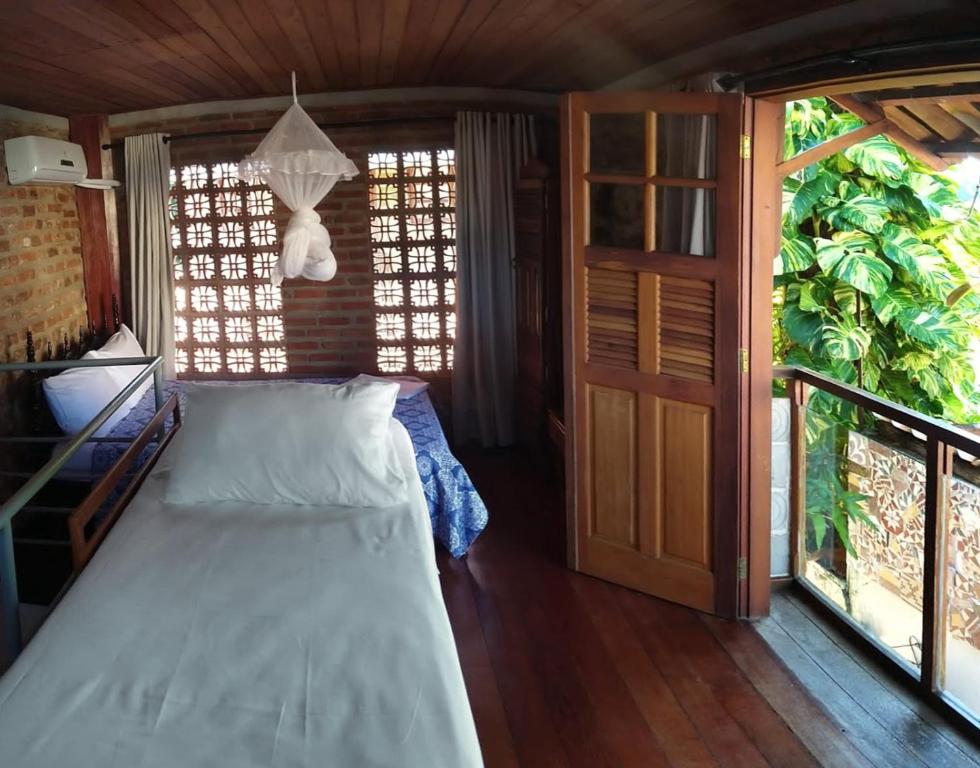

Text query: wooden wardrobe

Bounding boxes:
[514,158,563,461]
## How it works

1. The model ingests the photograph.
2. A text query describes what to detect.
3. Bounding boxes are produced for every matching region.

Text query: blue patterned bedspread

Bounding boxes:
[91,378,487,557]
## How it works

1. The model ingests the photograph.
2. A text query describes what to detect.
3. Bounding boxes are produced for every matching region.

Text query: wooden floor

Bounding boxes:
[439,449,980,768]
[759,588,980,768]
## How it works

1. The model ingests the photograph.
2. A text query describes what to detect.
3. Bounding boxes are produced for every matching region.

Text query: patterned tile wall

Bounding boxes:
[848,432,980,647]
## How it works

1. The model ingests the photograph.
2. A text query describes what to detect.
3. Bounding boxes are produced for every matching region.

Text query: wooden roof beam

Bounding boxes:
[830,94,948,171]
[777,118,890,177]
[938,100,980,137]
[928,141,980,157]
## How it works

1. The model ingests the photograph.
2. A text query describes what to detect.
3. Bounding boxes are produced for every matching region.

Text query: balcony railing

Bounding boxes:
[775,365,980,729]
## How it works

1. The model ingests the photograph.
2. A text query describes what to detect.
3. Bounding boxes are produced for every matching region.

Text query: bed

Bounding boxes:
[64,378,487,558]
[0,378,484,767]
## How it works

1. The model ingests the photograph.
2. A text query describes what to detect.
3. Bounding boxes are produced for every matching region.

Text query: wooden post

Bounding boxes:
[743,98,785,618]
[921,437,953,692]
[69,114,120,334]
[788,378,809,581]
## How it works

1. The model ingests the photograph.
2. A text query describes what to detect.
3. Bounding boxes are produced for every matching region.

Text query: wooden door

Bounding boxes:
[562,92,743,616]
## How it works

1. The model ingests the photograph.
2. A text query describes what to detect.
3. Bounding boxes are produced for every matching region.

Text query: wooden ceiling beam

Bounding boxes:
[903,101,974,141]
[881,104,937,141]
[777,119,891,177]
[938,100,980,137]
[830,94,948,171]
[929,141,980,157]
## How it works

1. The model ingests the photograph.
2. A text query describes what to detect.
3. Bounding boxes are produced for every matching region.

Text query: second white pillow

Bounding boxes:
[163,380,408,508]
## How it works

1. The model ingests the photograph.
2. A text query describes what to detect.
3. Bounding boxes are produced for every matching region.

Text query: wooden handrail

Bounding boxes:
[775,365,980,456]
[67,395,181,572]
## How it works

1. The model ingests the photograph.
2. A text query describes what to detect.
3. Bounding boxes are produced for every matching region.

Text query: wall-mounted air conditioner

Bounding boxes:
[3,136,120,189]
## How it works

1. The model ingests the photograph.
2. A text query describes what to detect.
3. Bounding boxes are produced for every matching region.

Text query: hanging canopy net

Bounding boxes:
[238,89,358,285]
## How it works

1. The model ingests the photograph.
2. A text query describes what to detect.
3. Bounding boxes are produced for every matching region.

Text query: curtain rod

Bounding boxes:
[716,34,980,92]
[101,111,552,151]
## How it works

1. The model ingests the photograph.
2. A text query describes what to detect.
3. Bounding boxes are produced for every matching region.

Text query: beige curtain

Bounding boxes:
[452,112,535,447]
[124,134,176,378]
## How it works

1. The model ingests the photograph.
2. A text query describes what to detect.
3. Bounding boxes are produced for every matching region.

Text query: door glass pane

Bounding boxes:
[800,390,924,678]
[655,114,717,179]
[590,113,645,175]
[590,183,644,249]
[654,186,715,257]
[940,466,980,719]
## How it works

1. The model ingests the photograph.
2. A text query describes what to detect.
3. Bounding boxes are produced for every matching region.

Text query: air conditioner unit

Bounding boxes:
[3,135,118,189]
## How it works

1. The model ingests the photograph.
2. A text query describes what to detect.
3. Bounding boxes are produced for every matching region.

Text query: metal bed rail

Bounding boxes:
[0,356,167,662]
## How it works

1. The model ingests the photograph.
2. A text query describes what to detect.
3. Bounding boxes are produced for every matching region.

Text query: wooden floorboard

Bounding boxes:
[439,450,980,767]
[764,589,980,768]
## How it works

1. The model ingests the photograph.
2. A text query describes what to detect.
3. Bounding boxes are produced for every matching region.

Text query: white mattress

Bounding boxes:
[0,422,483,767]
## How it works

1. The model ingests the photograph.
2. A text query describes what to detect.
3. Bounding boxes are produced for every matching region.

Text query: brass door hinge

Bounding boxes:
[738,347,749,374]
[737,556,748,581]
[739,134,752,160]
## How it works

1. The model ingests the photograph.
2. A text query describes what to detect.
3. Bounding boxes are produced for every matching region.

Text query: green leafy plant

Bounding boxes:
[776,97,980,557]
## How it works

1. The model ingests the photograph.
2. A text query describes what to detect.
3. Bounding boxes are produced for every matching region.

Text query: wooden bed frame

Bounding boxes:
[0,353,179,662]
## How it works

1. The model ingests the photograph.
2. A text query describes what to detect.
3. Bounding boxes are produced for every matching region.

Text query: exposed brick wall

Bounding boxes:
[0,109,89,493]
[111,99,553,378]
[0,115,88,364]
[0,111,88,445]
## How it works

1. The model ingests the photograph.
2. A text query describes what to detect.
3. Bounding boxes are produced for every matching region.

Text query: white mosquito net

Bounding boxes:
[238,89,358,285]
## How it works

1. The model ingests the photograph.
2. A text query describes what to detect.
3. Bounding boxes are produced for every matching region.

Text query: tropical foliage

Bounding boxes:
[776,97,980,558]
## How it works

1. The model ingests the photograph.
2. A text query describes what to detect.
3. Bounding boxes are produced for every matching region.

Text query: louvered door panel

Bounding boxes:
[658,276,714,383]
[586,268,637,369]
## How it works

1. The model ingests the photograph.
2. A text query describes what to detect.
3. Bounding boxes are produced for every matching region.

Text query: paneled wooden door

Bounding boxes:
[562,91,744,616]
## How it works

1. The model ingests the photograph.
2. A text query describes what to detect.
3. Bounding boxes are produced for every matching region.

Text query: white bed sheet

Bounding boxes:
[0,422,483,768]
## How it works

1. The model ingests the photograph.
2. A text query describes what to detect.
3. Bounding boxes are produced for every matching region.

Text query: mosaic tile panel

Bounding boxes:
[847,431,980,646]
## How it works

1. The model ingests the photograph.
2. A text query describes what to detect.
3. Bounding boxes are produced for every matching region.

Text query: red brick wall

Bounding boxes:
[0,109,89,487]
[111,99,553,377]
[0,114,88,364]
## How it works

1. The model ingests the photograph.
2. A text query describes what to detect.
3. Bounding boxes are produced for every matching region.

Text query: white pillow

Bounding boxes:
[350,373,429,399]
[85,324,152,409]
[41,324,150,437]
[42,365,129,436]
[163,381,408,508]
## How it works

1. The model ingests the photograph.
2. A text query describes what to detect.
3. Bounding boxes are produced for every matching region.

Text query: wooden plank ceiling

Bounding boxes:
[0,0,847,116]
[856,84,980,159]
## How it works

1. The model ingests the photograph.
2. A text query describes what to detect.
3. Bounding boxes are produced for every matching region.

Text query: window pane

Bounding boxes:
[654,186,715,257]
[589,183,644,249]
[940,469,980,719]
[800,391,924,678]
[590,113,645,175]
[655,114,717,179]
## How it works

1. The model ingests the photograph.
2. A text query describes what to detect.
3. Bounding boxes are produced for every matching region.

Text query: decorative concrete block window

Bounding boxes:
[169,162,287,377]
[368,149,456,374]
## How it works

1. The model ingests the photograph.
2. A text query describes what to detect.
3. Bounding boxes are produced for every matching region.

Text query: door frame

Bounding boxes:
[740,63,980,620]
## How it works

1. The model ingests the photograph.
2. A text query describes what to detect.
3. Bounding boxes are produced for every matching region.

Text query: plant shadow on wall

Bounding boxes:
[774,97,980,669]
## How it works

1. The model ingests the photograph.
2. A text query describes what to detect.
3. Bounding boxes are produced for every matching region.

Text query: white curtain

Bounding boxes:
[452,112,535,447]
[124,134,176,378]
